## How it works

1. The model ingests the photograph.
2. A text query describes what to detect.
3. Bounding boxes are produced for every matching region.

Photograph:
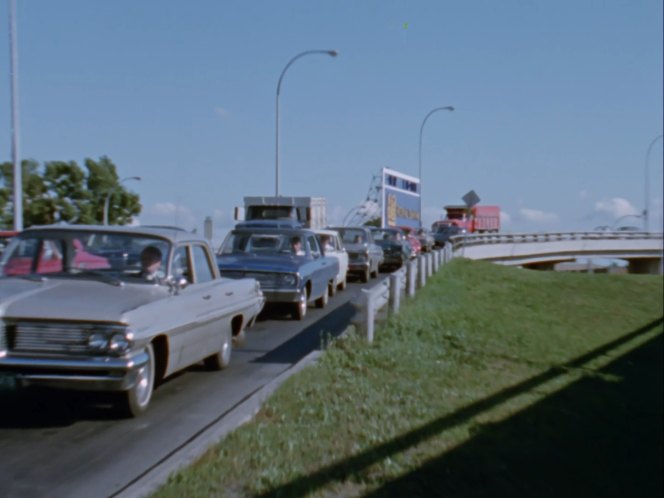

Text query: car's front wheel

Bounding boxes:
[328,279,337,298]
[117,343,155,418]
[315,285,329,308]
[204,327,232,370]
[292,291,307,320]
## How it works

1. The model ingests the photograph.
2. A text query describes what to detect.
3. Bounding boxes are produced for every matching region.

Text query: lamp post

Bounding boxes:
[9,0,22,231]
[275,49,338,197]
[418,106,454,227]
[103,176,141,226]
[644,134,663,232]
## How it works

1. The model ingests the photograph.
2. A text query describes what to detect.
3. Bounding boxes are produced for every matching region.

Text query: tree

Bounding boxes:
[85,156,141,225]
[0,156,142,228]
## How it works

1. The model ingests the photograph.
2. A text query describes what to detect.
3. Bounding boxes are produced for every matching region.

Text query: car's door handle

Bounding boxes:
[225,291,234,296]
[203,295,212,300]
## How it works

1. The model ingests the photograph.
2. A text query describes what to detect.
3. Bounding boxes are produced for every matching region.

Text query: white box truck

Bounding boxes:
[235,196,327,229]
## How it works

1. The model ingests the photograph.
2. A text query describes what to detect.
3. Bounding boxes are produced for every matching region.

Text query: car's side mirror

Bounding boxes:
[166,275,189,294]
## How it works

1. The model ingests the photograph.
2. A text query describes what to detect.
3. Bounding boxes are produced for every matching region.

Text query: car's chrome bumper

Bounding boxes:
[0,350,149,392]
[260,288,302,303]
[348,262,370,273]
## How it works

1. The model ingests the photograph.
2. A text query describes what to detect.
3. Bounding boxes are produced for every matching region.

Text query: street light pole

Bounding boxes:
[275,49,337,197]
[9,0,22,231]
[418,106,454,227]
[644,134,663,232]
[103,176,141,226]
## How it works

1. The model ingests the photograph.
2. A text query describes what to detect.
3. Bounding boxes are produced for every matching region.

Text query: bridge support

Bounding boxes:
[524,261,556,271]
[627,258,663,275]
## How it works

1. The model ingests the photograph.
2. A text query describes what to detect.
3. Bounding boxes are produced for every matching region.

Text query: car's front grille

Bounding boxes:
[222,271,280,288]
[7,322,91,355]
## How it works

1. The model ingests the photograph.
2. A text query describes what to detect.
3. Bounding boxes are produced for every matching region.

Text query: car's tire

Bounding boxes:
[370,265,379,278]
[232,328,246,347]
[116,343,155,418]
[315,285,329,308]
[204,327,232,370]
[328,280,337,298]
[361,268,370,283]
[337,277,347,291]
[292,292,307,320]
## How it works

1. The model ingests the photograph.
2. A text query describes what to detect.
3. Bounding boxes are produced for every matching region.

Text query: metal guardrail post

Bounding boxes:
[364,289,375,343]
[406,259,417,297]
[388,273,400,315]
[417,256,426,288]
[426,253,433,277]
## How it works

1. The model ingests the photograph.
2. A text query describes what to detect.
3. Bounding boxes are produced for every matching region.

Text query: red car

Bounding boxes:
[1,238,110,276]
[398,226,422,259]
[405,233,422,258]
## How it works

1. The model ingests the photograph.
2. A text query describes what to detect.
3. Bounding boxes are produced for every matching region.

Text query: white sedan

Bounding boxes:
[315,229,349,293]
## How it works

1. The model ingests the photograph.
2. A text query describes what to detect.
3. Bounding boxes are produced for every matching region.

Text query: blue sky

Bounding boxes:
[1,0,662,244]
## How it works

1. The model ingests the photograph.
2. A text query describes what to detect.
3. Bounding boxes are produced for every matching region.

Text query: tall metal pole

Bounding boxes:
[644,134,663,232]
[418,106,454,227]
[9,0,22,231]
[275,49,337,197]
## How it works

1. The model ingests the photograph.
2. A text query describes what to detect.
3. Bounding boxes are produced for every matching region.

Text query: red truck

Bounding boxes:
[431,205,500,247]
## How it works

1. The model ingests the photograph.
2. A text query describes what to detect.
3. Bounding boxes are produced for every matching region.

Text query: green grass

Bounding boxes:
[153,259,663,498]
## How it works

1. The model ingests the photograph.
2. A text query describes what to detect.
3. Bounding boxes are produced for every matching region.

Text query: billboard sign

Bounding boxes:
[381,167,420,230]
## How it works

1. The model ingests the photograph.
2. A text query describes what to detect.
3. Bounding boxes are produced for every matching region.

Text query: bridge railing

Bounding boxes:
[450,231,663,251]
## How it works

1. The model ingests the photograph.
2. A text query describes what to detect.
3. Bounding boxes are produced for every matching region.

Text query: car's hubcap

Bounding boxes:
[135,363,151,407]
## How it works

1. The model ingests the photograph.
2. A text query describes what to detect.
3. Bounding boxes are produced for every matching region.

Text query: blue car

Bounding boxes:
[217,225,339,320]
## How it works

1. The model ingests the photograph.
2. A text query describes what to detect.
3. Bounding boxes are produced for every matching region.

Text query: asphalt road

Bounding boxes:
[0,278,374,498]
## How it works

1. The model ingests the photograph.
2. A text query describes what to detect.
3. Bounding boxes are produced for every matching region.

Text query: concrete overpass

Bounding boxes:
[449,231,664,274]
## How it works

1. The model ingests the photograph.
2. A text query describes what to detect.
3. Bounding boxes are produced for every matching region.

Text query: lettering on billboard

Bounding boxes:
[387,194,397,226]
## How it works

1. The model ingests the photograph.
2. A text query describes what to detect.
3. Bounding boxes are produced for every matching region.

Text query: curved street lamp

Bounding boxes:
[644,134,663,232]
[103,176,141,226]
[418,106,454,227]
[275,49,338,197]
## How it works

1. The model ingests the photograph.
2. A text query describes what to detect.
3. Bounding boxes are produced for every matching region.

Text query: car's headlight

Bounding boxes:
[87,326,133,356]
[87,331,108,351]
[279,273,298,287]
[109,332,132,354]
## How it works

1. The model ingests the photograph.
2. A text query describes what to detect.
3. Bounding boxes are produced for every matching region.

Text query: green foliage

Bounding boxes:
[0,156,141,228]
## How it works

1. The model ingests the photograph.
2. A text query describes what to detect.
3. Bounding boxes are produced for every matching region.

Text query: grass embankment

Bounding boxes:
[154,259,663,498]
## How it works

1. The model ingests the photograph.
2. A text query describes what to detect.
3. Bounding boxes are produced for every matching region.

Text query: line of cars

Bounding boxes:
[0,221,421,417]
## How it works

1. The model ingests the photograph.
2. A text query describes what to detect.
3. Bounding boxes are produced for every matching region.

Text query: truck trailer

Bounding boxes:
[235,196,327,229]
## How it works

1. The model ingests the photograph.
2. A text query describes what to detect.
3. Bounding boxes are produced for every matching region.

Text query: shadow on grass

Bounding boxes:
[252,302,356,365]
[258,317,663,498]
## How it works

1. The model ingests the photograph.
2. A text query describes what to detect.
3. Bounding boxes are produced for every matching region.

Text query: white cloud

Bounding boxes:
[518,208,559,223]
[141,202,198,230]
[500,210,512,225]
[594,197,639,218]
[578,190,589,199]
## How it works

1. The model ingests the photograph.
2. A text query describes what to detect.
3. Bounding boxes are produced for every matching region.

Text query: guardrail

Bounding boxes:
[351,249,445,342]
[450,231,663,251]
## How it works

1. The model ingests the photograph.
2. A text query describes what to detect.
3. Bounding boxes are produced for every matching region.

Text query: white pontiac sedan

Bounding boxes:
[0,225,264,417]
[315,229,349,293]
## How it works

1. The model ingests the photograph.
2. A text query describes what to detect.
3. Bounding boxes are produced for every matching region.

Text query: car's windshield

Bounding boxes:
[335,228,366,245]
[220,232,303,255]
[434,225,459,234]
[372,229,402,242]
[0,230,171,281]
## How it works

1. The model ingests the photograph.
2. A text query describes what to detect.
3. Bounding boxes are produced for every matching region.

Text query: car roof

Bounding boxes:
[20,224,208,245]
[314,229,340,236]
[230,226,314,236]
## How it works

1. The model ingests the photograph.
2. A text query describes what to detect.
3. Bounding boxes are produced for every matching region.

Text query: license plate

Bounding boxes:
[0,372,17,391]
